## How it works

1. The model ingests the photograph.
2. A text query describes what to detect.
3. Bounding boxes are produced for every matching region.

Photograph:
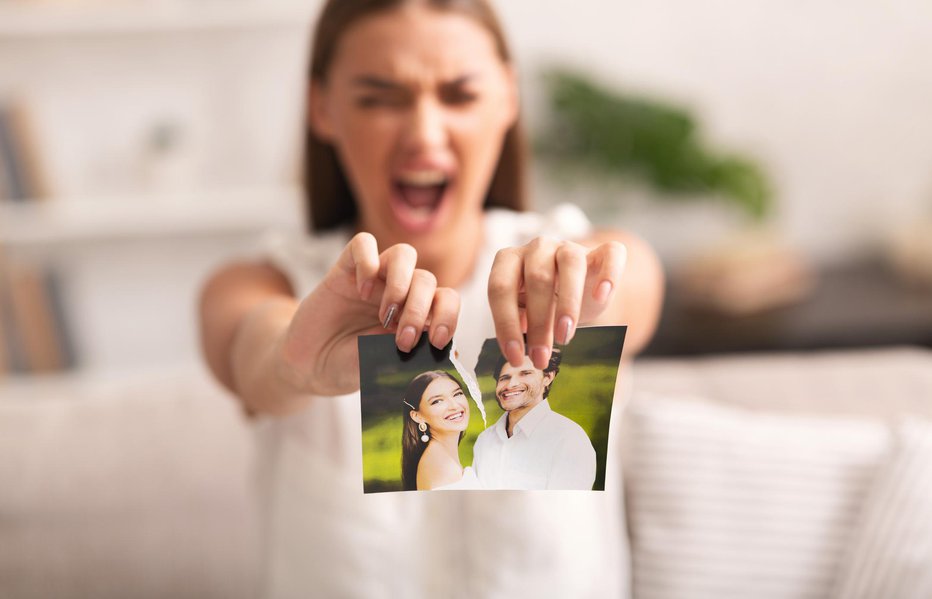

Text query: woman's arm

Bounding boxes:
[198,261,307,415]
[198,233,461,417]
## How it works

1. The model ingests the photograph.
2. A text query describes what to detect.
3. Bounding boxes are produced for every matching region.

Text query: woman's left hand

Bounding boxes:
[488,236,627,369]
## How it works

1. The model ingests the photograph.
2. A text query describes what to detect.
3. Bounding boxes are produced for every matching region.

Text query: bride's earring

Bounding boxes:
[418,422,429,443]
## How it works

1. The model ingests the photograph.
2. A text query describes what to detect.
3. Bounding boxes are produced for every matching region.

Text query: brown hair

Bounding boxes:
[305,0,529,232]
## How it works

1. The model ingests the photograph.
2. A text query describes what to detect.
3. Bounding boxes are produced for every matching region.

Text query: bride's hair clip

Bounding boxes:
[403,400,417,412]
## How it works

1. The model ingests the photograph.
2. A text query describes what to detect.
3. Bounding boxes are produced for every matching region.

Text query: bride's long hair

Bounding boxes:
[401,371,467,491]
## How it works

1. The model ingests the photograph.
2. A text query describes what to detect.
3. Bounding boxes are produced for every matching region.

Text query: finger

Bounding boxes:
[554,241,589,345]
[378,243,418,328]
[428,287,460,349]
[585,240,627,314]
[395,269,437,352]
[488,247,526,367]
[336,232,380,300]
[523,237,559,369]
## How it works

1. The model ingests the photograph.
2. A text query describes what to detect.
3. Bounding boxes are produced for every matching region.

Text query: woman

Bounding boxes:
[199,0,663,595]
[401,370,480,491]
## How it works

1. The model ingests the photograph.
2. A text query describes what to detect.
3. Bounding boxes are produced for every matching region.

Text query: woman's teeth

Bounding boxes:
[444,411,464,421]
[397,170,447,186]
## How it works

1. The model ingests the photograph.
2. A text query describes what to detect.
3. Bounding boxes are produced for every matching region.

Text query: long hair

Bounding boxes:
[305,0,529,232]
[400,370,464,491]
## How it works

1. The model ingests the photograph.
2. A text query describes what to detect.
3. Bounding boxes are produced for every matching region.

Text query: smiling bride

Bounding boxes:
[401,370,482,490]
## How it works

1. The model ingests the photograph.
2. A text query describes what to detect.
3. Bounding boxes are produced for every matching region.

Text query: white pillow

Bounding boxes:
[622,394,889,599]
[831,419,932,599]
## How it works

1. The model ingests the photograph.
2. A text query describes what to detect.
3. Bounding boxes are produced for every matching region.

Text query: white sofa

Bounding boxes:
[1,347,930,598]
[624,347,932,599]
[0,368,261,599]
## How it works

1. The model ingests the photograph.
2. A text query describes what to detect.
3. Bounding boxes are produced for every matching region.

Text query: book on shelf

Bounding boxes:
[0,257,76,376]
[0,101,49,203]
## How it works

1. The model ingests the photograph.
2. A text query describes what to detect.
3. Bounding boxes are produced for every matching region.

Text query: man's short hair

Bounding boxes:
[493,347,562,399]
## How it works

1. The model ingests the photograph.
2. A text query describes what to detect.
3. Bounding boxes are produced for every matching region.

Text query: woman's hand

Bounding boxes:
[488,236,627,369]
[278,232,460,397]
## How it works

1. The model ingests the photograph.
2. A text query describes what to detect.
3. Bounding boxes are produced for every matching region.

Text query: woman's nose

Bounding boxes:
[403,98,448,152]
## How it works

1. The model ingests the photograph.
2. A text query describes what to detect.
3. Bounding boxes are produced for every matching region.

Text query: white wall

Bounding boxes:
[494,0,932,262]
[0,2,312,375]
[10,0,931,261]
[0,3,312,198]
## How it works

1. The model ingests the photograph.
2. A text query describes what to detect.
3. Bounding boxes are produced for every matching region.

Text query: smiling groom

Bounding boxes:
[472,348,596,490]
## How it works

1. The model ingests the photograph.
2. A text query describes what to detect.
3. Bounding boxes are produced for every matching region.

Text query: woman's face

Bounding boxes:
[311,4,518,255]
[415,376,470,434]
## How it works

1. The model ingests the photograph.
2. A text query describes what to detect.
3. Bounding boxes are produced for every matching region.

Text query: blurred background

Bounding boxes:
[1,0,931,597]
[2,0,931,383]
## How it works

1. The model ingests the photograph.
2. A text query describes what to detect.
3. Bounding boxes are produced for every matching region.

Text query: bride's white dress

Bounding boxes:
[433,466,482,491]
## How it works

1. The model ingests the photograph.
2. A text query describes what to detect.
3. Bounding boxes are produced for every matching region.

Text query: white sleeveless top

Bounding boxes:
[254,205,631,599]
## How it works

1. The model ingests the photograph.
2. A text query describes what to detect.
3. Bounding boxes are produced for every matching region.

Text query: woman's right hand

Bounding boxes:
[276,232,460,397]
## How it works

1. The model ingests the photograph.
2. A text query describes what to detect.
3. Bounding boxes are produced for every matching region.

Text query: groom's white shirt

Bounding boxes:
[473,399,596,490]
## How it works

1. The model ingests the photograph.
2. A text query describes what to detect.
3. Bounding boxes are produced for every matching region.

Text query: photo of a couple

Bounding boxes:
[359,326,625,493]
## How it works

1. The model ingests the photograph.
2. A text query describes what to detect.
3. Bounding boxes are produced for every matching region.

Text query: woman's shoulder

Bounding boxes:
[433,466,482,491]
[256,227,351,296]
[416,447,463,490]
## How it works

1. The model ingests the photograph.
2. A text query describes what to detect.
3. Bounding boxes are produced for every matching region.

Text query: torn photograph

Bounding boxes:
[359,325,626,493]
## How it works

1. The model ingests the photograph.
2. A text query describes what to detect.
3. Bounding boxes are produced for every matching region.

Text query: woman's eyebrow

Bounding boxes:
[352,74,477,90]
[352,75,406,91]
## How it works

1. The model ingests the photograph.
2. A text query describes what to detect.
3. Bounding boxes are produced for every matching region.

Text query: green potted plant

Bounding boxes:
[536,68,814,315]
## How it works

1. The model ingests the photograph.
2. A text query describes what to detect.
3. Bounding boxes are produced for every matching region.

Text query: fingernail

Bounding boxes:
[557,315,575,345]
[398,326,417,352]
[431,324,451,348]
[360,279,374,301]
[382,304,398,329]
[505,340,523,366]
[595,280,613,303]
[530,345,551,369]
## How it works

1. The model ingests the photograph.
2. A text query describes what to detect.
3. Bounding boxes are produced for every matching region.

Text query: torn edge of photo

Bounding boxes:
[358,325,626,493]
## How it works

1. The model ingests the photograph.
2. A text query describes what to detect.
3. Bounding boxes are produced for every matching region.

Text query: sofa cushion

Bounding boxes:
[831,418,932,599]
[0,368,259,599]
[622,394,888,599]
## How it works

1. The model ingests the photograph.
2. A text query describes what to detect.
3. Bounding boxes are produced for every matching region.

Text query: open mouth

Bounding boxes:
[390,169,452,233]
[444,410,465,422]
[500,388,525,400]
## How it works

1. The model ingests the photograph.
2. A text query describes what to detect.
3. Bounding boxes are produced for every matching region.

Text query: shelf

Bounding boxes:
[0,186,306,247]
[0,0,315,39]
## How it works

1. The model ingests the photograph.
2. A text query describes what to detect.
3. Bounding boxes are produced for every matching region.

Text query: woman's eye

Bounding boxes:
[356,95,406,109]
[443,90,478,106]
